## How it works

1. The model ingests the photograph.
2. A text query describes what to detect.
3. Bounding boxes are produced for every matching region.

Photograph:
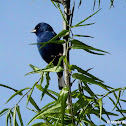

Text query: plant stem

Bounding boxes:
[63,0,74,124]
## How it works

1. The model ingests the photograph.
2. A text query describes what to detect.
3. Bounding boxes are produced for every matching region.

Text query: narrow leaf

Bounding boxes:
[78,0,82,8]
[72,9,101,27]
[72,73,112,91]
[31,122,46,126]
[109,97,124,117]
[57,3,68,25]
[30,29,69,49]
[46,89,59,97]
[25,66,63,76]
[0,84,22,95]
[104,88,122,97]
[98,98,102,120]
[36,85,57,100]
[113,90,121,110]
[71,23,95,28]
[0,108,9,117]
[71,39,109,55]
[6,109,11,126]
[28,64,40,71]
[5,87,30,104]
[8,113,12,126]
[13,105,17,126]
[16,106,24,126]
[60,87,69,124]
[56,55,66,70]
[29,96,41,112]
[10,111,19,126]
[41,101,56,111]
[41,72,50,100]
[30,40,65,46]
[74,34,94,38]
[26,82,36,105]
[70,1,75,26]
[41,66,64,72]
[69,64,103,82]
[27,103,61,125]
[93,0,96,10]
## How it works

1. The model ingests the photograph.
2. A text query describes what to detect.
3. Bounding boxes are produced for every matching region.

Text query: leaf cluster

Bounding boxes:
[1,0,126,126]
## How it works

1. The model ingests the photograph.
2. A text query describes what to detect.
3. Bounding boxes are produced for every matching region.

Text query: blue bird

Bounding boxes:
[31,22,65,89]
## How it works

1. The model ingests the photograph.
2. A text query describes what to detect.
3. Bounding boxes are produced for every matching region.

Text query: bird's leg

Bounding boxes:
[51,53,63,58]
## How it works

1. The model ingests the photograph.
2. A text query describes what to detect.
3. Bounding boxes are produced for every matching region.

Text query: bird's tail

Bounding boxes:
[57,72,65,90]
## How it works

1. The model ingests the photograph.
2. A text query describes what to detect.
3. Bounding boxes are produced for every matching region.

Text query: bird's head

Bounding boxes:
[31,22,53,35]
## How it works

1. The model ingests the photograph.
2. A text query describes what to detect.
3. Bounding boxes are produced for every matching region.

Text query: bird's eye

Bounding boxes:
[37,26,40,29]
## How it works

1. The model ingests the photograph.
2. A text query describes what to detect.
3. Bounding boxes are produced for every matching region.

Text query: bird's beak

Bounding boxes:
[31,29,36,33]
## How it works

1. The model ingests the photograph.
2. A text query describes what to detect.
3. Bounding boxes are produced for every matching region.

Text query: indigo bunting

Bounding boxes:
[31,22,65,89]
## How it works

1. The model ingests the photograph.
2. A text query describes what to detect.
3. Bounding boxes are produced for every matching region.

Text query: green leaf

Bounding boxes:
[70,1,75,26]
[113,90,121,110]
[83,83,97,98]
[13,105,17,126]
[5,87,30,104]
[78,0,82,8]
[36,85,57,101]
[51,0,57,8]
[28,64,40,71]
[30,29,69,49]
[26,82,36,105]
[108,97,124,117]
[70,39,109,55]
[56,55,66,70]
[30,40,65,46]
[16,106,24,126]
[49,30,69,40]
[0,108,9,117]
[42,66,64,72]
[72,9,101,27]
[117,110,126,113]
[72,73,112,91]
[71,23,95,28]
[46,89,59,97]
[69,64,103,83]
[119,99,126,103]
[41,72,50,100]
[6,110,11,126]
[57,3,68,25]
[0,84,22,95]
[113,91,123,111]
[104,88,122,97]
[29,96,41,112]
[31,122,47,126]
[93,0,96,10]
[82,117,96,126]
[26,66,63,76]
[98,98,102,120]
[116,116,126,121]
[26,107,37,113]
[60,87,69,124]
[27,103,61,125]
[74,98,89,115]
[74,34,94,38]
[8,113,12,126]
[41,101,56,111]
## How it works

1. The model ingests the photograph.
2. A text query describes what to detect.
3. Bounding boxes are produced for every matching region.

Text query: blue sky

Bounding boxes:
[0,0,126,125]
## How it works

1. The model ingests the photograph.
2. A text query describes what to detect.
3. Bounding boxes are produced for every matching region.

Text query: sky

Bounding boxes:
[0,0,126,125]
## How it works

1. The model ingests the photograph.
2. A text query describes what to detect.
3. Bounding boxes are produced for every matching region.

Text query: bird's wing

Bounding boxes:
[37,31,63,64]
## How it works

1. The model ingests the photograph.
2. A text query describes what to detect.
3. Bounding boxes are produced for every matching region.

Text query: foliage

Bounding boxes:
[1,0,126,126]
